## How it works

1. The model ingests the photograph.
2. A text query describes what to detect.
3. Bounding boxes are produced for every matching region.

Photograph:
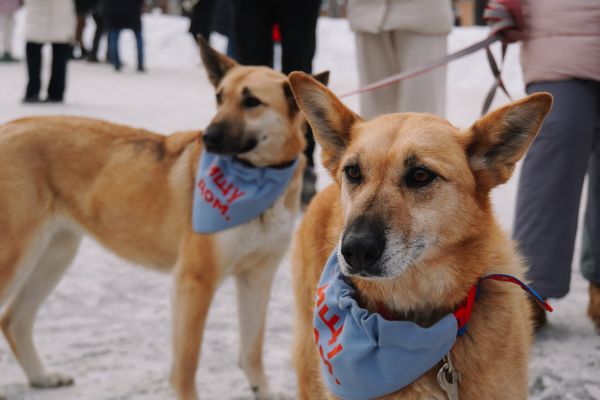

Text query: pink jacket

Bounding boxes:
[520,0,600,84]
[0,0,21,15]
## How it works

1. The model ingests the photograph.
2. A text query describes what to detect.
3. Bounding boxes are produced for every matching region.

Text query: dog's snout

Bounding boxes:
[202,124,225,151]
[341,217,385,276]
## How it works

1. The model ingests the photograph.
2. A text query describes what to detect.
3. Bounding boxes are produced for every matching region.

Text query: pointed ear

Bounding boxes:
[467,93,552,190]
[282,70,331,117]
[312,70,330,86]
[289,71,361,176]
[197,35,237,87]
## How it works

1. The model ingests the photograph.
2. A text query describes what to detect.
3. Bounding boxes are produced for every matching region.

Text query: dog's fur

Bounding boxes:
[289,72,552,399]
[0,41,326,400]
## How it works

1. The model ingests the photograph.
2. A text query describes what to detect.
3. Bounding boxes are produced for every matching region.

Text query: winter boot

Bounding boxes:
[1,52,19,62]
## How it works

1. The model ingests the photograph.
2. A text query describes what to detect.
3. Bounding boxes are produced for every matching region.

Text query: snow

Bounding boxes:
[1,11,599,400]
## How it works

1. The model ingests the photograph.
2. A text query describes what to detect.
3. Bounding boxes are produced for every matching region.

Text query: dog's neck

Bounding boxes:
[233,156,297,170]
[351,233,498,328]
[375,302,454,328]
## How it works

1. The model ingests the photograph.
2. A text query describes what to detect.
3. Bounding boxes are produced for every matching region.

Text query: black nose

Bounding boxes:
[340,216,385,275]
[202,124,224,151]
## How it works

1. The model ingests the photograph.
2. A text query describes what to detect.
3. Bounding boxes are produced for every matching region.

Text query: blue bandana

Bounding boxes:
[192,151,298,233]
[313,250,458,400]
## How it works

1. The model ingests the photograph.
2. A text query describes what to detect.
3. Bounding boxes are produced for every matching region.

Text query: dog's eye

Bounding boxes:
[344,164,362,184]
[243,96,262,108]
[405,167,437,188]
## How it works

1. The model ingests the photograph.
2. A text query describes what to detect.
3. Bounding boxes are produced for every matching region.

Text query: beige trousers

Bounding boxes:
[0,13,15,54]
[355,30,448,118]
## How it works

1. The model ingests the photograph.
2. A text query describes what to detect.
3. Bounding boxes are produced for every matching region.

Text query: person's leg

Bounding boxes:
[354,31,398,118]
[279,0,320,74]
[1,13,17,61]
[1,14,9,54]
[581,81,600,331]
[0,14,7,57]
[107,29,121,70]
[89,11,103,61]
[47,43,71,102]
[231,0,274,67]
[75,15,87,58]
[278,0,321,179]
[394,31,448,116]
[24,42,43,102]
[0,15,5,53]
[514,80,597,300]
[189,0,217,41]
[134,29,144,71]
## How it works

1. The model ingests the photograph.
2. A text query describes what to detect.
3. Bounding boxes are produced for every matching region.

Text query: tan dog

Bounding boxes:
[289,72,552,399]
[0,40,326,400]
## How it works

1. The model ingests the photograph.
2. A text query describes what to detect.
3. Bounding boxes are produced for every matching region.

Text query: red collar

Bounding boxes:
[377,274,553,337]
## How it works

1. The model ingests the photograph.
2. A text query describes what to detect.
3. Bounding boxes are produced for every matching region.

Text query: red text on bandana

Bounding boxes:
[197,164,245,221]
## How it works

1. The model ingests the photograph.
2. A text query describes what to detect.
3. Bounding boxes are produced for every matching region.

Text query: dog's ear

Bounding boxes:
[283,70,331,117]
[289,71,361,176]
[312,70,330,86]
[197,35,237,87]
[467,93,552,190]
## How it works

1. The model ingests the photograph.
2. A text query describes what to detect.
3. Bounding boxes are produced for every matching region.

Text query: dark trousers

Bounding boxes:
[107,29,144,69]
[513,79,600,298]
[474,0,488,26]
[231,0,321,166]
[25,42,71,101]
[91,11,105,59]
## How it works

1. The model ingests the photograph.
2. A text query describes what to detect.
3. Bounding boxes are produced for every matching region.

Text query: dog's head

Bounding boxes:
[290,72,551,303]
[198,38,328,167]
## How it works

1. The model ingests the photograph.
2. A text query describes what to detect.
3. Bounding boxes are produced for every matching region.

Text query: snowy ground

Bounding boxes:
[1,11,599,400]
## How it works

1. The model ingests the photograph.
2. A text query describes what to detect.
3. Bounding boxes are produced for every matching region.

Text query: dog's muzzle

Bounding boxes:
[203,123,257,155]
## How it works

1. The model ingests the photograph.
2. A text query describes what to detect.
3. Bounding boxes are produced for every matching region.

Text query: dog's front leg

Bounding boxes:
[235,259,280,400]
[170,234,219,400]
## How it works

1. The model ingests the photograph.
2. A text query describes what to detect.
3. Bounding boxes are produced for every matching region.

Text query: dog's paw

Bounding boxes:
[30,372,74,388]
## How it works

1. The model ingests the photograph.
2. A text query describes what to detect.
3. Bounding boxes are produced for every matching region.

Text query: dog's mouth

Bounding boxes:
[204,137,258,156]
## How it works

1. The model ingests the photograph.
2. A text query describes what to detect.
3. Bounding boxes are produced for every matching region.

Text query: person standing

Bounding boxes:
[0,0,21,62]
[230,0,322,205]
[73,0,98,59]
[510,0,600,331]
[188,0,234,58]
[23,0,76,103]
[87,0,106,63]
[104,0,145,72]
[347,0,453,119]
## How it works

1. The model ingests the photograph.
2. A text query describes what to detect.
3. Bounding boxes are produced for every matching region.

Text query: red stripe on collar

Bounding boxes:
[376,274,553,337]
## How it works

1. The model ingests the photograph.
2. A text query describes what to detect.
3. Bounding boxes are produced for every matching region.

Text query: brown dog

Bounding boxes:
[289,72,552,399]
[0,41,326,400]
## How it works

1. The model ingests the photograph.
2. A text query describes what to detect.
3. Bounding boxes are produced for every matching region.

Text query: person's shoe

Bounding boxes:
[137,65,146,73]
[21,96,41,104]
[1,52,19,62]
[86,53,99,63]
[588,282,600,334]
[43,97,63,104]
[529,296,548,333]
[114,63,122,71]
[301,166,317,207]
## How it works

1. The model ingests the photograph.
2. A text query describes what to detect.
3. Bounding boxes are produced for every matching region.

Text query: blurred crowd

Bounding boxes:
[0,0,599,332]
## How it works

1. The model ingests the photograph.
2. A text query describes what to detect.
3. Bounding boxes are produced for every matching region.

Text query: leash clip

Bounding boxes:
[437,353,461,400]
